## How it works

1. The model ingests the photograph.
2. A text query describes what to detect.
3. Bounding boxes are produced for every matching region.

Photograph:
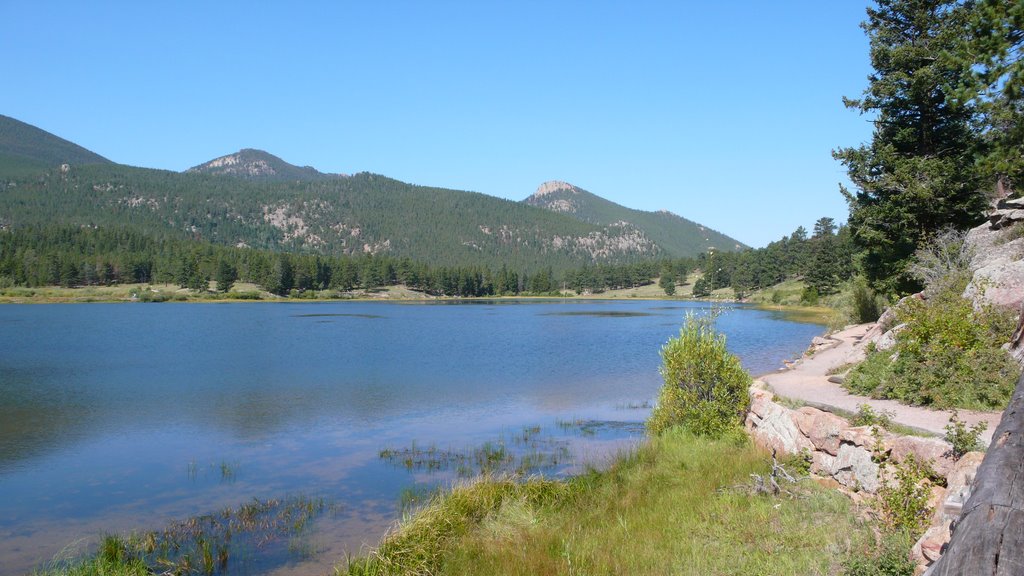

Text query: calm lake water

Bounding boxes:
[0,300,823,576]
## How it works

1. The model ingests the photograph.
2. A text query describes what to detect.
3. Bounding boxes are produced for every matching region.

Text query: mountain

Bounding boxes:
[0,115,743,273]
[186,148,337,181]
[525,180,745,253]
[0,114,111,173]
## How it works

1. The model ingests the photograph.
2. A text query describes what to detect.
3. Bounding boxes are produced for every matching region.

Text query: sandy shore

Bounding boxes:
[758,322,1003,443]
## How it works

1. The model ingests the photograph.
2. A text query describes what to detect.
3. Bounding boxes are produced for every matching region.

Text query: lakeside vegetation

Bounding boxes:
[343,431,874,576]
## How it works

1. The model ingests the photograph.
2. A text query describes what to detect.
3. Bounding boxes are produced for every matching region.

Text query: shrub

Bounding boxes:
[877,454,933,534]
[851,276,885,323]
[907,228,973,296]
[691,276,711,298]
[842,531,916,576]
[944,411,987,459]
[850,404,895,429]
[647,313,751,437]
[844,277,1020,410]
[801,286,819,306]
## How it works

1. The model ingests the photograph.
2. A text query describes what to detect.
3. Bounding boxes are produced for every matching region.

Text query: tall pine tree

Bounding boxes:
[835,0,986,295]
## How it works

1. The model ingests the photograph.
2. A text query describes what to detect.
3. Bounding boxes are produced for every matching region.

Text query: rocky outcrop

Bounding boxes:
[744,383,984,574]
[745,383,961,493]
[962,198,1024,313]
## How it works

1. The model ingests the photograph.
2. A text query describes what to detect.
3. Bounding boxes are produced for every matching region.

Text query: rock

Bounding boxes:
[747,400,814,455]
[827,375,845,384]
[912,524,951,565]
[794,407,849,456]
[833,443,880,492]
[876,323,907,351]
[1009,312,1024,367]
[935,451,985,524]
[998,196,1024,210]
[989,209,1024,230]
[963,257,1024,311]
[839,425,882,449]
[811,450,837,476]
[748,388,775,418]
[889,436,956,478]
[962,218,1024,311]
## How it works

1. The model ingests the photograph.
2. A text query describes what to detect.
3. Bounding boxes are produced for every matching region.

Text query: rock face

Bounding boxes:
[746,389,814,455]
[962,201,1024,313]
[744,385,952,494]
[743,384,989,575]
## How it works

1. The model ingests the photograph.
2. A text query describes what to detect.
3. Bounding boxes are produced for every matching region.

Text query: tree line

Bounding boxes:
[0,225,666,297]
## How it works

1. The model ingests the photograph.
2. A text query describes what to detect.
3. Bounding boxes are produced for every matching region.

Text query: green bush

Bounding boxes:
[842,531,916,576]
[851,276,885,323]
[647,314,751,437]
[877,453,935,534]
[850,404,895,429]
[944,411,987,459]
[800,286,819,305]
[844,278,1020,410]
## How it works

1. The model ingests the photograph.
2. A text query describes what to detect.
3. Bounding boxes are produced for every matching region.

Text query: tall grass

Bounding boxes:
[340,429,870,575]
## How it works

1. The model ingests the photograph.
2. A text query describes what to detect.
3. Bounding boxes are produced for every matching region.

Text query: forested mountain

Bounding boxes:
[0,114,111,174]
[187,148,337,181]
[0,116,742,275]
[524,181,744,255]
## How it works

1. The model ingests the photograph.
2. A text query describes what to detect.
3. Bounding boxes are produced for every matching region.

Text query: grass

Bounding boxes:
[32,495,329,576]
[341,429,873,576]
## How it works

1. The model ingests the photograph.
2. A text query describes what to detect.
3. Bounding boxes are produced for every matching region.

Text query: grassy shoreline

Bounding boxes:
[341,430,874,576]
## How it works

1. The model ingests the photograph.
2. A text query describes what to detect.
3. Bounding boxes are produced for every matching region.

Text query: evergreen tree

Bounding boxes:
[835,0,986,294]
[692,276,711,298]
[957,0,1024,192]
[659,272,676,296]
[215,259,237,293]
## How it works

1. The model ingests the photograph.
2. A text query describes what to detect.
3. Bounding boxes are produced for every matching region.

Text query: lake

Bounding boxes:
[0,300,823,576]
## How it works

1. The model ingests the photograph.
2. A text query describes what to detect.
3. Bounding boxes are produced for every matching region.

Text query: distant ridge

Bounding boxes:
[0,114,744,272]
[524,180,745,255]
[0,114,111,169]
[187,148,340,181]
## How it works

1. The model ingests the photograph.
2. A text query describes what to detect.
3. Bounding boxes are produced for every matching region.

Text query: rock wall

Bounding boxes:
[963,196,1024,314]
[745,383,983,574]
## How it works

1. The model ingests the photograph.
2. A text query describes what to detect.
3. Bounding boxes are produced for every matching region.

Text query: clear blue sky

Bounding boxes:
[1,1,874,248]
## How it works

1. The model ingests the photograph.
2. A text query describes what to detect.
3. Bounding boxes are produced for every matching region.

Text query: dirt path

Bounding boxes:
[758,323,1003,443]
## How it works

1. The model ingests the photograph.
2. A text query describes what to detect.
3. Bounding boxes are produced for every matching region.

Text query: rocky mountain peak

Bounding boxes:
[532,181,578,198]
[185,149,339,181]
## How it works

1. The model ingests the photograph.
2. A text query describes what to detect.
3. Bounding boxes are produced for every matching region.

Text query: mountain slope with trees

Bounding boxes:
[0,114,111,175]
[524,180,744,256]
[0,116,745,277]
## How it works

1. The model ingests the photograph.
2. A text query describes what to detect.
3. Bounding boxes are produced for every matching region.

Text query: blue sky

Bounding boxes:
[1,1,874,248]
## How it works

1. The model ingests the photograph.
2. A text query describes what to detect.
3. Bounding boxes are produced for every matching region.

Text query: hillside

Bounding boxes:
[0,115,111,174]
[0,116,741,273]
[524,180,745,254]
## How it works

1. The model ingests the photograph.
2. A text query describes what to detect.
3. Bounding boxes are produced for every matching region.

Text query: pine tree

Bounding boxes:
[215,260,237,293]
[835,0,986,295]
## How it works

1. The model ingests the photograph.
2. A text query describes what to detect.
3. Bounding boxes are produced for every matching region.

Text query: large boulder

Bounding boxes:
[833,443,880,492]
[888,436,956,478]
[746,400,814,455]
[793,407,848,456]
[962,220,1024,312]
